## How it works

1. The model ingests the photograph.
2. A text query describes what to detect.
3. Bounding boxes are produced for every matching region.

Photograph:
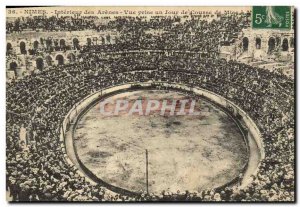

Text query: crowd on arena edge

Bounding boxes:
[6,12,294,202]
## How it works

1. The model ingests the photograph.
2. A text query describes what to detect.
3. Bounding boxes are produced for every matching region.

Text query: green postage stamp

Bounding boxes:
[252,6,291,29]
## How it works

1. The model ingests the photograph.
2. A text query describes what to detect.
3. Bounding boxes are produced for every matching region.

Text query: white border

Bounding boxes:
[1,0,299,207]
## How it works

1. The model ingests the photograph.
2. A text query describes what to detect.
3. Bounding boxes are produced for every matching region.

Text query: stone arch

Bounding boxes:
[282,38,289,51]
[106,34,111,43]
[46,38,53,50]
[255,38,261,49]
[9,61,18,70]
[53,39,59,47]
[67,53,76,63]
[60,39,66,48]
[55,54,64,65]
[242,37,249,52]
[7,43,12,51]
[268,37,276,53]
[45,55,53,66]
[40,37,44,45]
[36,57,44,70]
[92,37,98,45]
[276,37,281,46]
[33,40,39,49]
[20,41,26,54]
[87,38,92,46]
[101,36,105,45]
[73,38,80,50]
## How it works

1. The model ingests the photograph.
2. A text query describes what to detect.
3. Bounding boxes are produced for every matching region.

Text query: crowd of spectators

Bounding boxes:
[6,50,294,201]
[7,12,250,53]
[109,14,250,52]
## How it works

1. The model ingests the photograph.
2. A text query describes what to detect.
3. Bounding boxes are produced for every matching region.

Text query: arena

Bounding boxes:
[6,7,294,202]
[73,89,248,194]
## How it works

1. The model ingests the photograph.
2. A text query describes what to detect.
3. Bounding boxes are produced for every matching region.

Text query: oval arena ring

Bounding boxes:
[63,83,263,195]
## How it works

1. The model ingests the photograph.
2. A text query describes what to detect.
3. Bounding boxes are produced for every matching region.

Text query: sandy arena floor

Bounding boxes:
[74,90,248,194]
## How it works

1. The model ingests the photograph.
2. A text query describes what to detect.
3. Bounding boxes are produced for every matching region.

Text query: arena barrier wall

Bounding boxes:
[60,81,264,195]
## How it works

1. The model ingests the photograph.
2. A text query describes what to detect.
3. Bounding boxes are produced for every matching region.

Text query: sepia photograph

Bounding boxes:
[5,5,295,203]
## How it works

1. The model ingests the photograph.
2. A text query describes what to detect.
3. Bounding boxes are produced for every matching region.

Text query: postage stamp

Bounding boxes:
[252,6,291,29]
